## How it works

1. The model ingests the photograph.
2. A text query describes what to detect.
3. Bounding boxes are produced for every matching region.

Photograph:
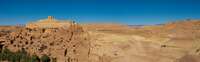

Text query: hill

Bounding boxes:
[0,20,200,62]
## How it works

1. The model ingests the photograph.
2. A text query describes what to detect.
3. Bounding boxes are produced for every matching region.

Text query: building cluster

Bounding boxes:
[26,16,74,29]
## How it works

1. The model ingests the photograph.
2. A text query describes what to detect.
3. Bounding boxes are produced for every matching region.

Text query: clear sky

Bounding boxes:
[0,0,200,25]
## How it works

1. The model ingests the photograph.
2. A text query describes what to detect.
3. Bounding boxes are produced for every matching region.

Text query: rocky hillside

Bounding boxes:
[0,24,90,62]
[0,20,200,62]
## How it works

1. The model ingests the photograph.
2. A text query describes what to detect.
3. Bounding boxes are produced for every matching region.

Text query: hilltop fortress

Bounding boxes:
[1,16,200,62]
[0,16,89,62]
[26,16,75,29]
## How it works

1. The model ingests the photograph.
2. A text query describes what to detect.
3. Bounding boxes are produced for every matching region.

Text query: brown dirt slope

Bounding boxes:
[84,20,200,62]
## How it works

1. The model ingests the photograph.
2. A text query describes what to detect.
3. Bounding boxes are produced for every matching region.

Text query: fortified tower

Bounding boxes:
[48,16,53,21]
[26,16,73,29]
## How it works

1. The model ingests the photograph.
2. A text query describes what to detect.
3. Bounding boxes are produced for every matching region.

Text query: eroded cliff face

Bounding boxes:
[0,24,90,62]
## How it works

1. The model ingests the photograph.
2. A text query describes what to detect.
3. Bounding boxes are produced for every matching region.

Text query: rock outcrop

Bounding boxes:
[0,24,90,62]
[1,20,200,62]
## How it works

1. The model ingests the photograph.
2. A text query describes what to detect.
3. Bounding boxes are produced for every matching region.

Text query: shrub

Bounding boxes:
[0,48,52,62]
[30,55,40,62]
[41,55,50,62]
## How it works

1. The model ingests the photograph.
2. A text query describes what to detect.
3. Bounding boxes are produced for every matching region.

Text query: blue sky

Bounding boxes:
[0,0,200,25]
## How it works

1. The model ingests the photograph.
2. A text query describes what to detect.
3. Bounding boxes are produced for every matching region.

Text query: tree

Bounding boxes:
[41,55,50,62]
[30,55,40,62]
[0,48,50,62]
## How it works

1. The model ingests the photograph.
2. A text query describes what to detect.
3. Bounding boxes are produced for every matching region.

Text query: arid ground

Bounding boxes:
[0,20,200,62]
